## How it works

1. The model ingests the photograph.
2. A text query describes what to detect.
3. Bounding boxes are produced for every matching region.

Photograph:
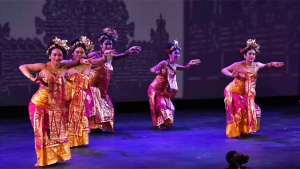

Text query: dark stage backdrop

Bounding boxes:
[0,0,299,107]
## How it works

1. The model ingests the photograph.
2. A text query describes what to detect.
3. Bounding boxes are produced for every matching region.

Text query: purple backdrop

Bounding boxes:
[0,0,299,106]
[183,0,299,99]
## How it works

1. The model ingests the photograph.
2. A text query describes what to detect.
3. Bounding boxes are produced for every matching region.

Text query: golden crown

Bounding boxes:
[46,37,70,55]
[71,36,94,53]
[240,39,260,54]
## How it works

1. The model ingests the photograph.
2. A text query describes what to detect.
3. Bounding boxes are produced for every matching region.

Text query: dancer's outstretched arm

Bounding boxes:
[257,62,284,69]
[64,58,94,69]
[176,59,201,71]
[113,46,141,60]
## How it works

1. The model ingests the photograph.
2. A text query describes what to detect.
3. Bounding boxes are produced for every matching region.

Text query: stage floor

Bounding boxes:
[0,105,299,169]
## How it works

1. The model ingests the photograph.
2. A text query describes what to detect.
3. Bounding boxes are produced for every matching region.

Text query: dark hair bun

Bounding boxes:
[71,37,80,46]
[166,42,174,49]
[241,43,247,49]
[99,32,108,37]
[99,32,113,44]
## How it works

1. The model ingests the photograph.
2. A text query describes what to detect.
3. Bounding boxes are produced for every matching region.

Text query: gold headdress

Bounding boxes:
[240,39,260,54]
[98,27,118,42]
[71,36,94,53]
[46,37,70,55]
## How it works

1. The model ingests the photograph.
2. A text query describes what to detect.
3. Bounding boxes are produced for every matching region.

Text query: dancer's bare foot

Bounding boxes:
[158,125,167,130]
[34,163,38,167]
[165,124,171,128]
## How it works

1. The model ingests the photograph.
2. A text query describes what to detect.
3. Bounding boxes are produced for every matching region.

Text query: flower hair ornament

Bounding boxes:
[98,27,118,42]
[70,36,94,53]
[167,39,181,54]
[240,39,260,54]
[46,37,70,55]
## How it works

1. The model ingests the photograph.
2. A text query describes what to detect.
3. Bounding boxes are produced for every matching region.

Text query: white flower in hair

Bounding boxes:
[174,39,178,46]
[81,36,87,43]
[170,39,181,51]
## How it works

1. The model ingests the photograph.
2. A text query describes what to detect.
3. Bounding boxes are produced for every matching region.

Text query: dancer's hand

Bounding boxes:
[272,62,284,67]
[31,72,45,83]
[231,72,238,78]
[188,59,201,65]
[81,57,95,66]
[104,50,117,57]
[129,46,141,53]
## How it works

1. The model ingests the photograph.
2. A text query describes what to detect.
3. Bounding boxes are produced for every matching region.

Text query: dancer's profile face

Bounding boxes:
[169,49,180,63]
[50,48,63,64]
[244,49,256,62]
[101,40,113,52]
[72,47,86,60]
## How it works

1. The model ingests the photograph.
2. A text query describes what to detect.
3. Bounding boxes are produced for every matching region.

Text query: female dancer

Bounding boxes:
[86,28,141,132]
[65,36,96,147]
[19,37,92,166]
[221,39,284,138]
[148,40,200,130]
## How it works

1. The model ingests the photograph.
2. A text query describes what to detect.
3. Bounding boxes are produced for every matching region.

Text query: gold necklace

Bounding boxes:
[47,62,64,76]
[243,61,256,73]
[75,64,86,74]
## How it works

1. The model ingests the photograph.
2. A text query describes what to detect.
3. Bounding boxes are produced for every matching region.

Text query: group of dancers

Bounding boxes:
[19,27,284,166]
